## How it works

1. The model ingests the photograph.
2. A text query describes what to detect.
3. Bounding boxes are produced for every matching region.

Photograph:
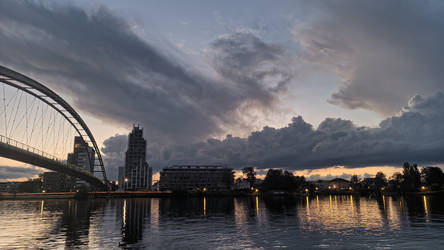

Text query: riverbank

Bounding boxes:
[0,191,174,200]
[2,189,444,200]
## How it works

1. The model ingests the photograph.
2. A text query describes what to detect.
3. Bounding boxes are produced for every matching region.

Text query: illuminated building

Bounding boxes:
[124,125,152,190]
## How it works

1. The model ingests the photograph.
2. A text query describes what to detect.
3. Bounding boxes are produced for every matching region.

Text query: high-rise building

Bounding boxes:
[118,166,125,190]
[124,125,152,190]
[68,136,95,173]
[67,136,96,189]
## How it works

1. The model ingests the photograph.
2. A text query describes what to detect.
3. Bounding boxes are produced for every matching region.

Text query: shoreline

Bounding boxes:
[1,190,444,200]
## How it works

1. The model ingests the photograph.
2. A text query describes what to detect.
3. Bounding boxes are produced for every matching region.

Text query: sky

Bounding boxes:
[1,0,444,181]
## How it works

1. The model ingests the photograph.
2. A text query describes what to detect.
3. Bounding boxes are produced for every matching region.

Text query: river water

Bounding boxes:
[0,195,443,249]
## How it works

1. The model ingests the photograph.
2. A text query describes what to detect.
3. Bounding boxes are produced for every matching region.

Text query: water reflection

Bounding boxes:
[1,195,444,249]
[120,199,151,245]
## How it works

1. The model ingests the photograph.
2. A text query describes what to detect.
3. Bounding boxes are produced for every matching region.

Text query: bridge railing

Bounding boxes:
[0,134,71,163]
[0,134,100,179]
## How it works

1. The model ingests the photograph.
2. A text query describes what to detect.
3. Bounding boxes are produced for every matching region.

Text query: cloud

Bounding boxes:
[207,32,293,95]
[0,1,293,144]
[101,134,127,180]
[136,92,444,171]
[294,0,444,115]
[0,165,43,182]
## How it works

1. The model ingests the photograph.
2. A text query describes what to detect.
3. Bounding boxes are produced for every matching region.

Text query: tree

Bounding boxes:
[261,169,305,192]
[374,172,387,192]
[242,167,256,188]
[402,162,421,192]
[350,174,361,191]
[421,167,444,190]
[388,172,403,193]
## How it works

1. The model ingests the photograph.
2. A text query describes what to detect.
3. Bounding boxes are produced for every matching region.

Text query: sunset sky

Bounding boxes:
[2,0,444,181]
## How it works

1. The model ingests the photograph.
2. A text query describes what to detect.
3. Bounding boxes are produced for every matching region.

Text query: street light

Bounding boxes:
[124,178,129,191]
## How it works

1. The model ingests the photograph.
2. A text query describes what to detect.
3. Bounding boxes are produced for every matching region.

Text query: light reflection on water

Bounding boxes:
[0,195,444,249]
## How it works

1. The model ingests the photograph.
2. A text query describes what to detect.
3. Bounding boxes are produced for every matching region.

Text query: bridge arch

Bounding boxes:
[0,65,108,185]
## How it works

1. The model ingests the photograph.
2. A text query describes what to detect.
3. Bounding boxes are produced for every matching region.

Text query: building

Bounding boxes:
[328,178,350,190]
[124,125,152,190]
[67,136,95,173]
[0,182,17,193]
[118,166,125,190]
[312,180,330,191]
[67,136,96,189]
[159,165,234,192]
[40,172,75,192]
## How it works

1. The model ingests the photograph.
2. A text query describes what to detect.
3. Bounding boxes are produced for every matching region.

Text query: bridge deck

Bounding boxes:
[0,136,107,189]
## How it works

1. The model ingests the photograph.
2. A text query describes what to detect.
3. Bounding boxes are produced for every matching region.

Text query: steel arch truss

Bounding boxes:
[0,65,108,182]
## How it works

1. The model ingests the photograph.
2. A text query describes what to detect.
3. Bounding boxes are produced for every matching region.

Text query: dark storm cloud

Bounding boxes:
[296,0,444,115]
[207,32,293,96]
[0,1,291,143]
[139,92,444,171]
[0,166,42,181]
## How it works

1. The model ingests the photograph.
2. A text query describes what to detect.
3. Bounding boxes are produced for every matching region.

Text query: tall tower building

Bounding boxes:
[67,136,95,189]
[124,125,152,190]
[68,136,95,173]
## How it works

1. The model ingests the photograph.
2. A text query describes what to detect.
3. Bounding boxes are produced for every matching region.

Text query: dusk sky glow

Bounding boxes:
[2,0,444,181]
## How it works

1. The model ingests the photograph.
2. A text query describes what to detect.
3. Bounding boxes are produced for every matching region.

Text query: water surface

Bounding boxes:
[0,195,443,249]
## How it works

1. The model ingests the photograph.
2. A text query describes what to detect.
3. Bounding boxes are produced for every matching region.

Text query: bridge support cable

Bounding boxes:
[0,65,109,186]
[2,84,7,136]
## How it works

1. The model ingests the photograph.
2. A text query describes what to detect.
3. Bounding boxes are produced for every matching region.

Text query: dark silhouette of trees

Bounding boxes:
[242,167,256,188]
[374,172,387,193]
[387,172,403,193]
[261,169,305,192]
[350,174,361,192]
[402,162,421,192]
[421,166,444,190]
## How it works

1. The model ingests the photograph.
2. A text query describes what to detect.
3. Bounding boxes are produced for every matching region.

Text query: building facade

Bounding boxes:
[67,136,95,173]
[124,125,152,190]
[0,182,17,193]
[118,166,125,190]
[67,136,95,188]
[159,165,234,192]
[40,172,75,192]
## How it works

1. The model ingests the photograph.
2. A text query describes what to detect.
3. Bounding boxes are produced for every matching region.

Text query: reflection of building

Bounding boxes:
[40,172,75,192]
[159,165,233,192]
[124,125,152,190]
[120,199,150,244]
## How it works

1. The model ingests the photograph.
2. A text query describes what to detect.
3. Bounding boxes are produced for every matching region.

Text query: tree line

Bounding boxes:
[241,162,444,194]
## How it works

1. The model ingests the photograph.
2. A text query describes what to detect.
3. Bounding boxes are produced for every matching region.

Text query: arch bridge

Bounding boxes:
[0,65,108,190]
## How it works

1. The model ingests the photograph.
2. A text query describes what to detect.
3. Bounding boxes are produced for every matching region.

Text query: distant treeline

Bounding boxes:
[241,162,444,194]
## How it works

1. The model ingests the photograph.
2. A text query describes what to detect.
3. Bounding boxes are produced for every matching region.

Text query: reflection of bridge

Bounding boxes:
[0,65,108,189]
